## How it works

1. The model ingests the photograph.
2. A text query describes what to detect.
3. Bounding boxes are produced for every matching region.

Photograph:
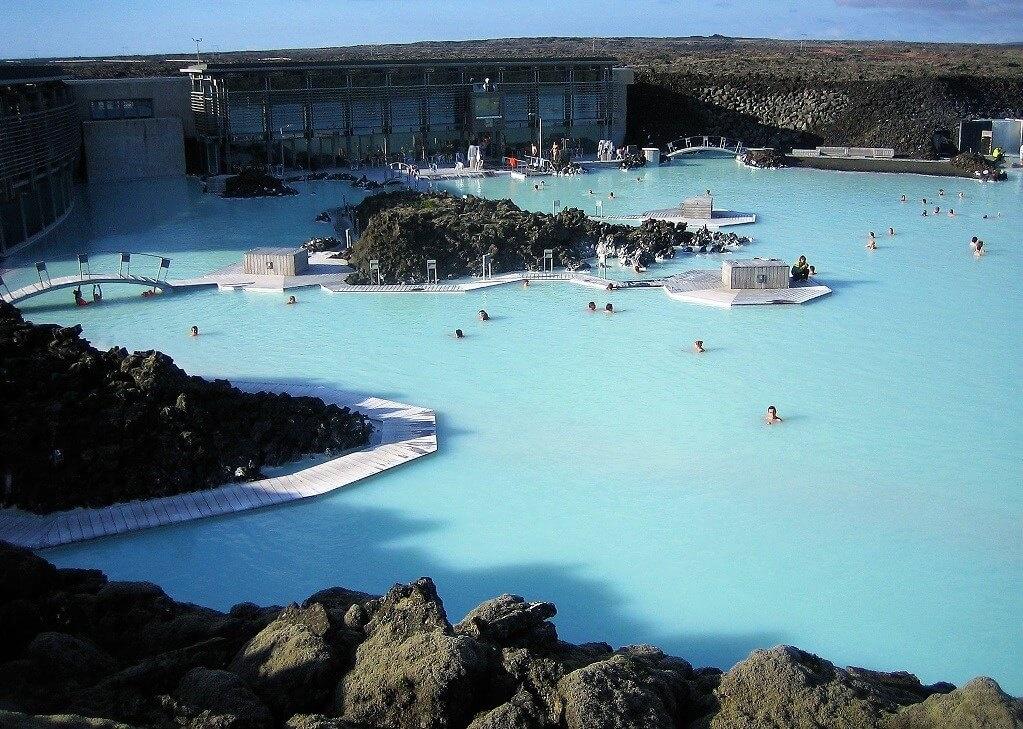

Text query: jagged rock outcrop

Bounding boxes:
[888,677,1023,729]
[0,302,371,513]
[0,544,1019,729]
[702,645,954,728]
[222,169,298,198]
[346,191,691,283]
[230,605,339,718]
[337,578,498,728]
[172,667,273,729]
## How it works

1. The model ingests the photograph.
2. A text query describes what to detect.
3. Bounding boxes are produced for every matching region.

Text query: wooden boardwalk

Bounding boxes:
[0,383,436,549]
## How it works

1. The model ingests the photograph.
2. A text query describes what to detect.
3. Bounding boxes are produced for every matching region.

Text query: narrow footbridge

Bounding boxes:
[1,253,173,306]
[665,136,746,157]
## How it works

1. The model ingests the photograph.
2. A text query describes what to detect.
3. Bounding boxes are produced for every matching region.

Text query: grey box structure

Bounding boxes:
[722,259,789,290]
[680,194,713,219]
[243,247,308,276]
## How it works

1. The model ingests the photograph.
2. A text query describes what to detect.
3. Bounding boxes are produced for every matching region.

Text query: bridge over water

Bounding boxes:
[665,136,746,158]
[1,253,174,306]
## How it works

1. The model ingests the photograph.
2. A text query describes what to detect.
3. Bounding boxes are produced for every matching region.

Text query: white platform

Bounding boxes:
[0,383,436,549]
[661,269,831,307]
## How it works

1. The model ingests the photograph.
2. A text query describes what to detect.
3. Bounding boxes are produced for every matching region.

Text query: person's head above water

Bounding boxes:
[287,295,297,305]
[605,303,614,313]
[189,325,199,337]
[694,340,705,352]
[478,310,489,321]
[587,301,596,311]
[454,329,464,338]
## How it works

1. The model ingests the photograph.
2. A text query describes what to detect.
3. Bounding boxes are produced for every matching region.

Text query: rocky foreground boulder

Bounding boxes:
[0,302,372,512]
[1,543,1020,729]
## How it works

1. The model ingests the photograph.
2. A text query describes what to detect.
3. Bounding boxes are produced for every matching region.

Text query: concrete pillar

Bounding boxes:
[643,147,661,165]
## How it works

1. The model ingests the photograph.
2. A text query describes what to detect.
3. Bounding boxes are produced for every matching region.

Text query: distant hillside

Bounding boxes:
[15,36,1023,81]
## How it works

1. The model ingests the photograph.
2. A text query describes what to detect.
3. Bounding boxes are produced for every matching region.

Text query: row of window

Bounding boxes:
[89,98,154,121]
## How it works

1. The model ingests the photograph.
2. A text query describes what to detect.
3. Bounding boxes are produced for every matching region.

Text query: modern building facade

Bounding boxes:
[183,57,627,174]
[0,65,78,255]
[69,77,192,182]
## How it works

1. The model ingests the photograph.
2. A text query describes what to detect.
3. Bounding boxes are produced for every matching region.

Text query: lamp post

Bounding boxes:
[192,37,203,64]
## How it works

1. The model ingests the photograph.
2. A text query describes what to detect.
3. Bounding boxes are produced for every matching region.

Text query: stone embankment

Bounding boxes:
[1,543,1020,729]
[629,73,1023,159]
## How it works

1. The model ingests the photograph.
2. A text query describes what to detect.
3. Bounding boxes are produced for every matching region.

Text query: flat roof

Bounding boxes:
[182,56,617,74]
[0,63,66,85]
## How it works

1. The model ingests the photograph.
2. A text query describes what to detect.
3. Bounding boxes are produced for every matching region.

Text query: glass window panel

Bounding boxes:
[427,95,455,126]
[350,98,383,132]
[503,93,529,122]
[311,101,344,131]
[390,97,420,129]
[228,101,265,135]
[571,92,599,121]
[270,103,304,134]
[538,92,565,122]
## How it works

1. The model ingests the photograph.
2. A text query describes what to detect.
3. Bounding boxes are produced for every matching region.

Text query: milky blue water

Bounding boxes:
[8,157,1021,693]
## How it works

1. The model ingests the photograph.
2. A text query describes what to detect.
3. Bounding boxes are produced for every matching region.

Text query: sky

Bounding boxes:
[2,0,1020,59]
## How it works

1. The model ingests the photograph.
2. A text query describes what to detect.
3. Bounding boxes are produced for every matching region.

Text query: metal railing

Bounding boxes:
[665,136,745,156]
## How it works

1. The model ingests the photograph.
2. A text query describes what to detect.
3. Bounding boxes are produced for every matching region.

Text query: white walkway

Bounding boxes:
[0,383,436,549]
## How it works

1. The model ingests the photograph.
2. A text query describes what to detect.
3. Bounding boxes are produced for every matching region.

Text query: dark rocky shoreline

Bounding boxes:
[346,191,738,284]
[0,303,372,513]
[0,542,1019,729]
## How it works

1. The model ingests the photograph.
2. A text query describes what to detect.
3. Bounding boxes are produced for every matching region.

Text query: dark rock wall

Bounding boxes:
[628,72,1023,159]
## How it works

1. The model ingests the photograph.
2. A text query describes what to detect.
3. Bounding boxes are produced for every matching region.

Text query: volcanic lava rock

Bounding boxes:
[229,605,339,718]
[0,302,371,513]
[337,578,497,729]
[222,168,298,198]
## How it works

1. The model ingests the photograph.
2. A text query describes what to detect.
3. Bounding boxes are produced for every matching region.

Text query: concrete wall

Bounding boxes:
[83,117,185,182]
[68,77,194,136]
[611,67,634,146]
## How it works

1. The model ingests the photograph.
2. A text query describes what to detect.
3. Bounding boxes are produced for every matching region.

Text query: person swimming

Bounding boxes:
[900,195,907,203]
[948,209,955,217]
[694,340,705,353]
[934,207,940,214]
[588,189,594,195]
[922,210,928,217]
[189,325,199,337]
[604,303,614,313]
[888,227,896,236]
[522,278,530,288]
[866,238,877,250]
[73,287,88,307]
[478,309,489,321]
[533,184,539,191]
[587,301,597,312]
[970,236,979,249]
[606,283,614,291]
[939,188,945,196]
[286,295,297,305]
[608,192,615,199]
[957,191,965,199]
[765,405,783,425]
[454,328,464,338]
[922,198,927,205]
[974,240,985,257]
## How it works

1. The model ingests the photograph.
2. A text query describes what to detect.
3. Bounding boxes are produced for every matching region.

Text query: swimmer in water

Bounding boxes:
[866,237,877,250]
[522,278,530,288]
[922,198,927,205]
[587,301,597,312]
[606,283,614,292]
[900,195,907,203]
[765,405,783,425]
[888,227,896,236]
[286,295,297,305]
[939,188,945,196]
[189,325,199,337]
[588,189,594,195]
[948,209,955,217]
[604,303,614,313]
[974,240,985,257]
[957,191,965,199]
[454,329,464,339]
[608,192,615,199]
[478,309,489,321]
[934,206,940,214]
[694,340,705,354]
[922,210,928,217]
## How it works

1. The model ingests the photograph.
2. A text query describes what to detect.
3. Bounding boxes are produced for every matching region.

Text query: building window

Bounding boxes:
[89,98,154,120]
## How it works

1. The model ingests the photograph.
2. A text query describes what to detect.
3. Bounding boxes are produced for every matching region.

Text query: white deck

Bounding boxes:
[0,383,436,549]
[662,269,831,307]
[170,253,353,294]
[607,210,757,228]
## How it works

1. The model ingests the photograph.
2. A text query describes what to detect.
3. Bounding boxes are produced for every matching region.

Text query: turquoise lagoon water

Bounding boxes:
[8,157,1021,693]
